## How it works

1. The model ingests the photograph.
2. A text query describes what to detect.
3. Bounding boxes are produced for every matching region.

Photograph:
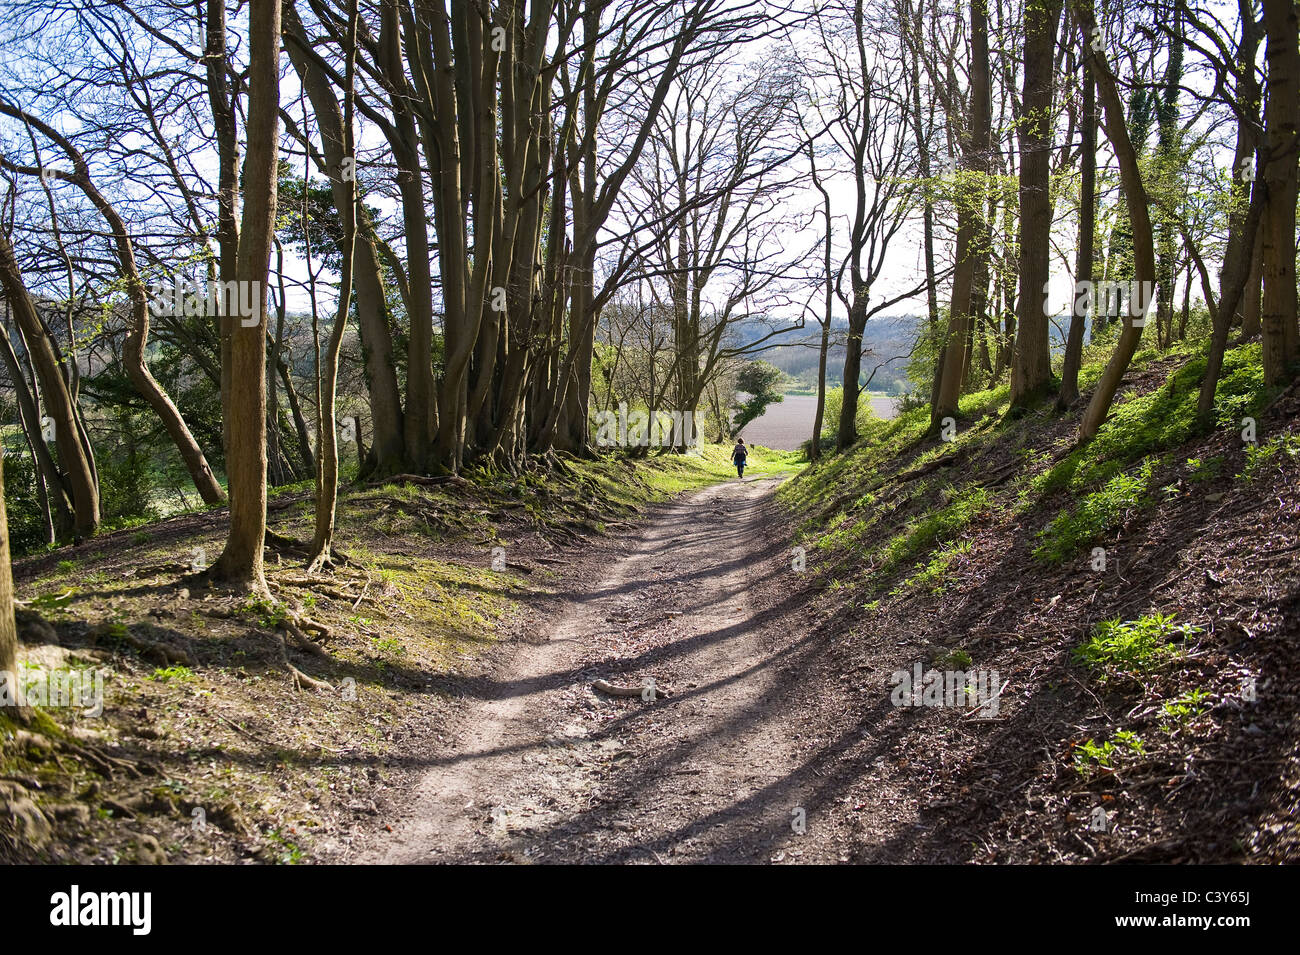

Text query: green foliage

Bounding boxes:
[935,647,973,669]
[904,310,945,401]
[818,385,889,444]
[241,597,288,629]
[276,159,381,272]
[1185,455,1223,484]
[148,666,195,683]
[1034,456,1159,563]
[1073,614,1199,681]
[1160,688,1210,730]
[1032,342,1268,504]
[29,589,77,610]
[96,406,159,527]
[731,360,787,434]
[1073,730,1147,776]
[1238,433,1300,483]
[0,430,53,554]
[878,486,989,578]
[898,540,972,595]
[265,828,304,865]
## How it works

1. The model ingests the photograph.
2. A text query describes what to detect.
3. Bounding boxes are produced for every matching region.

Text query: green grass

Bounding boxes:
[572,442,802,506]
[877,486,990,579]
[148,666,196,683]
[1031,341,1269,503]
[1034,456,1160,564]
[896,539,973,595]
[1024,341,1274,564]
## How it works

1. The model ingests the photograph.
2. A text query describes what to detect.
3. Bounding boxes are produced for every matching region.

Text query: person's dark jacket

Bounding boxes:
[731,443,747,463]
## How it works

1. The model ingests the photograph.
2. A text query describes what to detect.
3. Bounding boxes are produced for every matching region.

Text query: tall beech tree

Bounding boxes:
[213,0,280,591]
[1259,0,1300,385]
[1073,0,1157,441]
[1058,55,1096,409]
[304,0,360,571]
[931,0,992,429]
[1009,0,1064,410]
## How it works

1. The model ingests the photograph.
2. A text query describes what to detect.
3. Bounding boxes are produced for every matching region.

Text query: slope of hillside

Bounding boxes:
[774,340,1300,862]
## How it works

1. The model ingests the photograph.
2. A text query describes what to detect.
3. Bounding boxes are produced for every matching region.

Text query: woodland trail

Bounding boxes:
[354,473,848,864]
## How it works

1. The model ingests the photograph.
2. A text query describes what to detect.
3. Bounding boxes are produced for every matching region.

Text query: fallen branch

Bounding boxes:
[592,678,669,699]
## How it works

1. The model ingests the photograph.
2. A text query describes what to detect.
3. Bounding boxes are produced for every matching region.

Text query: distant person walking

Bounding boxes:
[731,438,748,478]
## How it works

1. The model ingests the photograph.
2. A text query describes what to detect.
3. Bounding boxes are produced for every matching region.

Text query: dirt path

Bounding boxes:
[355,473,845,864]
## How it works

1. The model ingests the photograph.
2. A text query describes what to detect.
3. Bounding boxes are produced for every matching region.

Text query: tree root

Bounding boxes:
[275,632,333,693]
[279,616,332,661]
[0,780,52,851]
[88,622,192,667]
[59,737,147,780]
[265,529,309,553]
[368,473,469,490]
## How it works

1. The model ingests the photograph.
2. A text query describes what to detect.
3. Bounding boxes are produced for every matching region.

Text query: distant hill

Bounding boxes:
[729,314,922,394]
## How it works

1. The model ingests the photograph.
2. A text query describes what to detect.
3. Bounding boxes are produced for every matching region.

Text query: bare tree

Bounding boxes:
[1009,0,1064,410]
[805,0,926,449]
[1074,0,1157,441]
[0,231,99,537]
[214,0,281,591]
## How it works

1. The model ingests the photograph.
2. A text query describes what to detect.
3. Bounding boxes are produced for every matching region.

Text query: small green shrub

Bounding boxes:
[1238,433,1300,483]
[149,666,196,683]
[1073,614,1199,680]
[1074,730,1147,776]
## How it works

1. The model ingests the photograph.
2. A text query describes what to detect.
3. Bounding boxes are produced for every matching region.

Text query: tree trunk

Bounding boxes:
[0,446,18,685]
[1074,1,1156,441]
[278,356,315,476]
[0,315,71,537]
[1198,188,1265,423]
[1010,0,1063,409]
[932,0,991,428]
[205,0,239,467]
[214,0,280,591]
[307,0,359,571]
[0,233,99,537]
[1058,57,1096,409]
[1260,0,1300,385]
[838,299,866,450]
[1240,228,1264,336]
[285,0,406,474]
[810,152,834,462]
